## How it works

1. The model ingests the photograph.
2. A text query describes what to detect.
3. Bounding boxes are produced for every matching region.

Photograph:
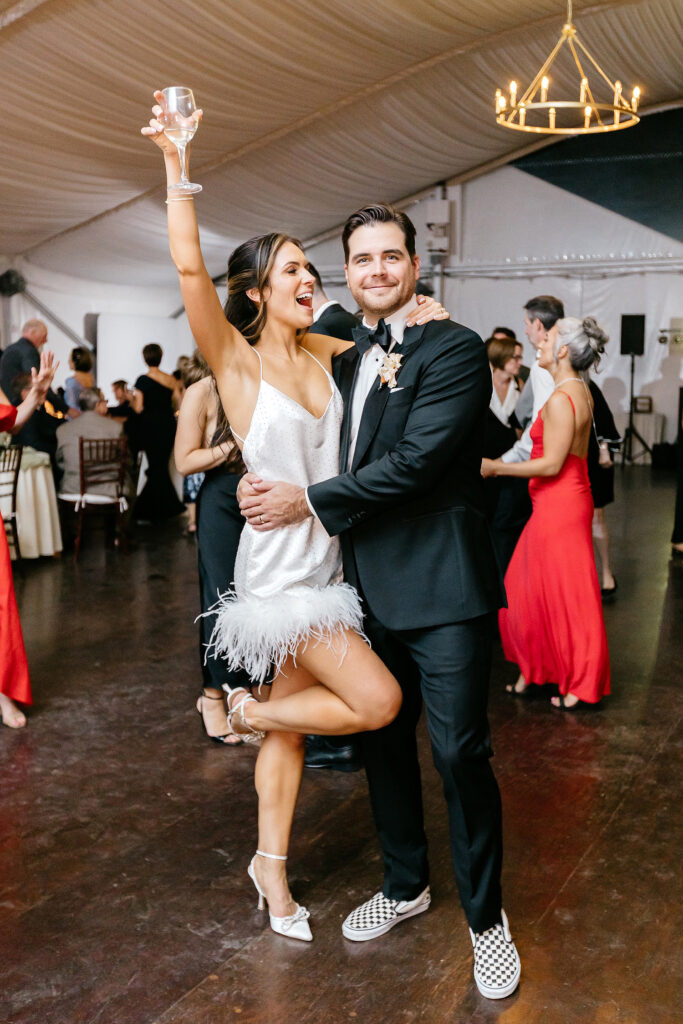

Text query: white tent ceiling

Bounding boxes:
[2,0,682,286]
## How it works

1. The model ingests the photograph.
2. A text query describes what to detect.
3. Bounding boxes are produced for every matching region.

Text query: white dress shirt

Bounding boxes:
[500,360,554,463]
[489,375,521,426]
[346,298,415,469]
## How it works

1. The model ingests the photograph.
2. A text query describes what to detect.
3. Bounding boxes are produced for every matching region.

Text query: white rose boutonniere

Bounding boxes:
[378,351,403,390]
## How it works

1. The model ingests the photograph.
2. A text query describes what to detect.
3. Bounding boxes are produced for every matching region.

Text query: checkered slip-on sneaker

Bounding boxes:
[469,909,521,999]
[342,887,431,942]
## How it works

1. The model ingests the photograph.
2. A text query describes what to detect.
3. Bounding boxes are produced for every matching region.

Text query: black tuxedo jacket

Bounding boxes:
[307,320,505,630]
[311,303,359,342]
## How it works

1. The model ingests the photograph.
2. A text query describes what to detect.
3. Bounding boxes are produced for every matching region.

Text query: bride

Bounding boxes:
[142,94,448,941]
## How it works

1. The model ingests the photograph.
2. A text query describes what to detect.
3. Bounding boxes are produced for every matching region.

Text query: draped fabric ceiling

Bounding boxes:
[2,0,682,286]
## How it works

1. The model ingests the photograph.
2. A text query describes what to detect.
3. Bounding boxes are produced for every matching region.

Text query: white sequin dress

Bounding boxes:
[207,348,363,682]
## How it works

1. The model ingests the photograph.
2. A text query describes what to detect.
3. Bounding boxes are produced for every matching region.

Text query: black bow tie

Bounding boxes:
[352,318,392,356]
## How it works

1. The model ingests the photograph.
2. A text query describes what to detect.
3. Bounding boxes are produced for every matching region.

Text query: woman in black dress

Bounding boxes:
[134,343,184,521]
[175,360,250,743]
[587,380,621,599]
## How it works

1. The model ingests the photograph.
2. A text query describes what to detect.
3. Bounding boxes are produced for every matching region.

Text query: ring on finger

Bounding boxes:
[259,514,265,524]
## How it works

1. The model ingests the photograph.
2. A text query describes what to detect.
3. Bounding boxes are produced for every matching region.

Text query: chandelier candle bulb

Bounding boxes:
[493,1,641,137]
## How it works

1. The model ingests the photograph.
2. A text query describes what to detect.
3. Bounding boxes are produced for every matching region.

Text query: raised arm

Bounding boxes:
[141,93,253,386]
[12,350,58,432]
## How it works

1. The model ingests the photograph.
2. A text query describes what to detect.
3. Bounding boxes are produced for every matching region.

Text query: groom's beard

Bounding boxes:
[350,277,416,323]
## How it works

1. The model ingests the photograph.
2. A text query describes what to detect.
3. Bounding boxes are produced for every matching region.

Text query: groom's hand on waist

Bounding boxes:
[239,478,311,531]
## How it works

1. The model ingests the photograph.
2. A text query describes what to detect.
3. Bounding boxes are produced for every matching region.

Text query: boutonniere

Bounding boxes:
[378,351,403,390]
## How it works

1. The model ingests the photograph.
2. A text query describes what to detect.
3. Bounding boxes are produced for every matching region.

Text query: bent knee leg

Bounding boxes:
[364,676,402,731]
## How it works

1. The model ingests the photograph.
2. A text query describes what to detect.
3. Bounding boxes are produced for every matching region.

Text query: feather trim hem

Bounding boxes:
[201,582,365,683]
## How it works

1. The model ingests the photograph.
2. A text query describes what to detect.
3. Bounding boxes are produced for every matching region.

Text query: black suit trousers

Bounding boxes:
[360,605,503,934]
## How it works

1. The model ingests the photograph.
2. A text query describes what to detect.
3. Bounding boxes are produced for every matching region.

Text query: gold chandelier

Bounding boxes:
[495,1,641,135]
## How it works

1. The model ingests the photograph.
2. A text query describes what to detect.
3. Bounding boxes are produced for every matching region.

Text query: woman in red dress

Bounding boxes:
[482,317,610,710]
[0,350,57,728]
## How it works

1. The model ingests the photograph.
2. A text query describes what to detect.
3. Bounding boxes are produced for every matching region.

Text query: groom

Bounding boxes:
[239,203,520,1000]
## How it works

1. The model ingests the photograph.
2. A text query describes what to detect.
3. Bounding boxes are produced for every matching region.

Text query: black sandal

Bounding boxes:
[196,692,243,746]
[505,679,532,699]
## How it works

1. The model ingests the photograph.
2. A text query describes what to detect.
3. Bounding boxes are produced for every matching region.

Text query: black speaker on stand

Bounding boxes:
[620,314,650,464]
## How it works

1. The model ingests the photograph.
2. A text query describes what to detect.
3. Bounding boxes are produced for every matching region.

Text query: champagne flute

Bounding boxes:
[161,86,202,194]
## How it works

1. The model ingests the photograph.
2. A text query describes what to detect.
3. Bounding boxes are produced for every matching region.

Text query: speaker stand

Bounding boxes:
[622,353,652,464]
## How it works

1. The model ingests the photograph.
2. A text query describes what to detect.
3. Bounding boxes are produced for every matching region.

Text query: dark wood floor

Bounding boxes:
[2,467,681,1024]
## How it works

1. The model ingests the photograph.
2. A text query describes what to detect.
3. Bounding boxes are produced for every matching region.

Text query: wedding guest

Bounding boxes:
[56,388,123,496]
[482,338,528,570]
[0,319,68,414]
[11,371,61,481]
[174,354,248,744]
[492,327,529,383]
[308,263,359,341]
[108,380,137,421]
[64,347,95,418]
[506,297,564,442]
[586,381,621,599]
[177,354,210,536]
[487,336,523,426]
[482,316,611,710]
[133,343,184,522]
[489,297,565,568]
[108,379,142,457]
[0,350,57,728]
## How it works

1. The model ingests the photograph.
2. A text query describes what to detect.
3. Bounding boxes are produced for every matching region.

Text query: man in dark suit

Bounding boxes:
[308,263,359,341]
[239,204,520,1000]
[0,319,68,413]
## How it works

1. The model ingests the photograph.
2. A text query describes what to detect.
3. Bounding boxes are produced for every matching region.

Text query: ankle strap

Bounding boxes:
[201,691,223,701]
[256,849,287,861]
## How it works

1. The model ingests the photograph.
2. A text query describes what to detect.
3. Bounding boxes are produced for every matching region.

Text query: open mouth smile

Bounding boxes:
[296,292,313,308]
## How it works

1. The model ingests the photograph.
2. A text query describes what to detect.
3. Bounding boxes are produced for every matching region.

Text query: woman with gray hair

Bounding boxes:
[482,316,611,710]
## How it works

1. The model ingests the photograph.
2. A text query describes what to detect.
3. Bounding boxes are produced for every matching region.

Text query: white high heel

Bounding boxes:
[247,851,312,942]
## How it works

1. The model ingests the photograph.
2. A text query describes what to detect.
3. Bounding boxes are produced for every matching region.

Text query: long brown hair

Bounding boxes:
[223,232,303,345]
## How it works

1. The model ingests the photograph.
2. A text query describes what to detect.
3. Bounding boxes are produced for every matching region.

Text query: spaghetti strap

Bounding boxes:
[302,346,334,395]
[556,390,576,416]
